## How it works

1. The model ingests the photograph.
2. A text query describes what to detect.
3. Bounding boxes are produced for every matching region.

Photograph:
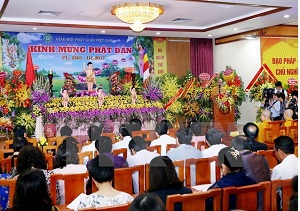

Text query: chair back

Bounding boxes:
[185,158,211,186]
[112,148,127,159]
[27,138,37,146]
[50,172,89,204]
[132,130,151,139]
[47,136,67,146]
[287,125,298,145]
[77,151,95,165]
[45,154,54,170]
[4,140,13,149]
[257,150,279,169]
[79,203,132,211]
[43,145,59,156]
[166,143,177,152]
[114,165,144,194]
[0,179,17,207]
[166,188,222,211]
[0,158,13,173]
[0,149,14,160]
[222,181,271,211]
[102,133,116,144]
[146,145,161,155]
[271,179,293,211]
[173,160,185,182]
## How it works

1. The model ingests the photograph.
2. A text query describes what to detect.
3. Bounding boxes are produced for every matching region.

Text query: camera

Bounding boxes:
[263,88,274,99]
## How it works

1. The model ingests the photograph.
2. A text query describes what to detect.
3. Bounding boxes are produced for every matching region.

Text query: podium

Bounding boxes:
[213,101,236,135]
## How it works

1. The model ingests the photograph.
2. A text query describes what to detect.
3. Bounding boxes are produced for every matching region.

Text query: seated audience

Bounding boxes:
[95,136,128,168]
[230,135,270,183]
[207,147,256,210]
[256,109,271,143]
[77,155,133,209]
[10,137,29,168]
[271,136,298,180]
[167,128,202,161]
[202,128,226,158]
[129,118,142,131]
[59,125,73,137]
[113,123,132,156]
[289,175,298,211]
[53,140,87,204]
[243,122,267,151]
[7,169,59,211]
[148,156,192,211]
[190,121,205,150]
[12,125,27,140]
[127,136,159,193]
[129,193,166,211]
[283,109,294,127]
[81,124,103,152]
[151,122,176,156]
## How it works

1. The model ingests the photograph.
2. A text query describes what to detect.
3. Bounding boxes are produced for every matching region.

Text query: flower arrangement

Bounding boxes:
[38,134,48,147]
[215,93,235,114]
[0,117,13,134]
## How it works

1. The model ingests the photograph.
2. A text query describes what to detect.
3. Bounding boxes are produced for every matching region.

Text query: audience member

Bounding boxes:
[243,122,267,151]
[202,128,226,158]
[288,175,298,211]
[129,118,142,131]
[148,156,192,211]
[230,135,270,183]
[60,125,73,136]
[271,136,298,180]
[283,109,294,127]
[12,125,27,139]
[77,155,133,209]
[10,137,29,168]
[127,136,159,193]
[167,128,202,161]
[207,147,256,210]
[129,193,166,211]
[95,136,128,168]
[285,90,298,119]
[7,169,59,211]
[262,93,281,120]
[190,121,206,149]
[151,122,176,155]
[113,123,132,156]
[81,124,103,152]
[274,81,288,99]
[256,109,271,143]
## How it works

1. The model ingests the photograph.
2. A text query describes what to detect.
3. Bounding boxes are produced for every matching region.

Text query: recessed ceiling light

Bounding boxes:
[233,28,238,31]
[156,32,161,35]
[101,31,105,33]
[284,15,290,18]
[208,34,212,37]
[33,27,37,30]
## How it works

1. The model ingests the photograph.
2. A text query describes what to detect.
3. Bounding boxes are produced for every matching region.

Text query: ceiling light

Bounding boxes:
[245,35,257,40]
[208,34,212,37]
[233,28,238,31]
[111,2,164,32]
[284,15,290,18]
[156,32,160,35]
[33,27,37,30]
[101,30,106,33]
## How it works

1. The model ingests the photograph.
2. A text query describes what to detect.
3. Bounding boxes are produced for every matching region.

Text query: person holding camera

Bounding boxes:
[286,90,298,120]
[261,93,282,121]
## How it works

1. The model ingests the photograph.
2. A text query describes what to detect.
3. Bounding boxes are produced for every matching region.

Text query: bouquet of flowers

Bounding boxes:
[215,93,235,114]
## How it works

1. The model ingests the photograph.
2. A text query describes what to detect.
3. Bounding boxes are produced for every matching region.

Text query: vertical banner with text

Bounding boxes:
[154,37,167,76]
[261,38,298,88]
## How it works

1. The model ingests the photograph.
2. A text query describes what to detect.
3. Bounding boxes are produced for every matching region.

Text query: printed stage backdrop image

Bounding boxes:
[1,32,154,96]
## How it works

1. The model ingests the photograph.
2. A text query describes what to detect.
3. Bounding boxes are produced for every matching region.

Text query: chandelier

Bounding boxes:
[111,2,164,32]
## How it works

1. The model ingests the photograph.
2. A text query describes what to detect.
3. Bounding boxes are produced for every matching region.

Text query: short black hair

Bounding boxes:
[128,136,147,152]
[243,122,259,139]
[60,126,72,136]
[176,128,192,145]
[12,137,29,152]
[218,147,243,172]
[95,136,113,153]
[205,128,222,145]
[129,193,166,211]
[119,123,132,137]
[129,118,142,131]
[13,125,26,139]
[275,81,282,87]
[291,90,298,97]
[54,140,79,168]
[87,125,102,141]
[155,122,169,135]
[87,62,93,66]
[190,121,201,136]
[160,120,173,129]
[274,136,294,154]
[87,155,114,183]
[276,92,285,100]
[230,135,252,151]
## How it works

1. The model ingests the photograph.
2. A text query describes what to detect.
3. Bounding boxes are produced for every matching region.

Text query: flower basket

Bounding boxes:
[215,93,234,114]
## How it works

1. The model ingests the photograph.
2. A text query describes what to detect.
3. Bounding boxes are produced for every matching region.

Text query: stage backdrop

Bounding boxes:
[1,32,170,96]
[261,38,298,88]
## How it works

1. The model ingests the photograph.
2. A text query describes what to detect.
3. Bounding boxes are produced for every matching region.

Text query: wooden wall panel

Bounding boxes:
[166,38,190,78]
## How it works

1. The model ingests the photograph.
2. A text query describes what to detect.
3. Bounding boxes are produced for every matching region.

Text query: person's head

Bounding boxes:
[275,81,283,90]
[273,136,295,162]
[218,147,244,176]
[291,90,298,98]
[54,140,79,169]
[119,123,132,138]
[160,119,173,129]
[261,109,271,121]
[176,128,192,145]
[129,118,142,131]
[128,136,147,154]
[190,121,201,136]
[276,92,285,102]
[87,154,114,185]
[13,125,26,139]
[155,122,169,136]
[129,193,166,211]
[60,125,72,136]
[87,62,93,68]
[12,137,29,152]
[17,145,47,174]
[95,136,112,153]
[243,122,259,140]
[87,125,102,141]
[205,128,223,146]
[148,156,183,191]
[12,169,53,211]
[284,109,294,120]
[230,135,252,151]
